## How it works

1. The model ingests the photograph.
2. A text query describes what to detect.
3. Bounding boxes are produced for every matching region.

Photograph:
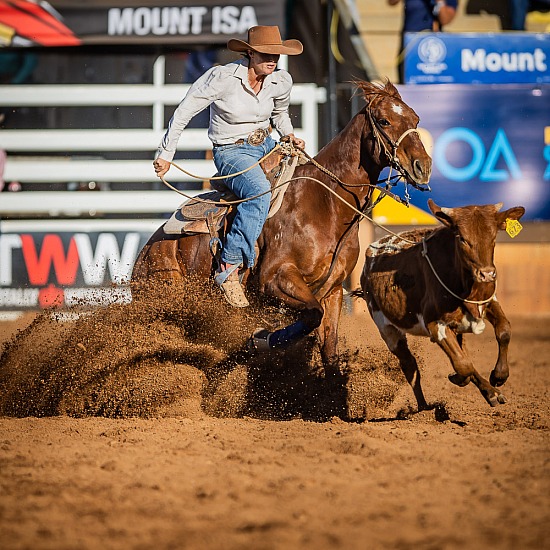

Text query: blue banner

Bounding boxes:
[404,32,550,85]
[397,85,550,221]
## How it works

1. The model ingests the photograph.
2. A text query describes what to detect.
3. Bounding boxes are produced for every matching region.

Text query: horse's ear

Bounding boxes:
[355,79,389,102]
[354,80,375,101]
[384,80,402,101]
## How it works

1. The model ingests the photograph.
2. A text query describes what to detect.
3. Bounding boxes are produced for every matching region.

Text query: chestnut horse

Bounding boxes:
[132,80,432,375]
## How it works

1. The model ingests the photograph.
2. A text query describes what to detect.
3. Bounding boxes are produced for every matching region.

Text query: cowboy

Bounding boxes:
[153,26,305,307]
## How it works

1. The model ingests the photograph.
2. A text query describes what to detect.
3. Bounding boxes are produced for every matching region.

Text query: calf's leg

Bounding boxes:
[485,300,512,387]
[371,311,429,411]
[428,321,506,407]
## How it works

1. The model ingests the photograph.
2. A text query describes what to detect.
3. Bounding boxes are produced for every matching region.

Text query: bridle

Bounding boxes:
[366,97,431,195]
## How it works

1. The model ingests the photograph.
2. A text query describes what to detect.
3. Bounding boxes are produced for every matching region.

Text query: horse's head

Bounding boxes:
[356,80,432,190]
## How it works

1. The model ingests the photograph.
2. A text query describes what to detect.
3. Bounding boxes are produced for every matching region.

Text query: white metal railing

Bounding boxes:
[0,56,326,217]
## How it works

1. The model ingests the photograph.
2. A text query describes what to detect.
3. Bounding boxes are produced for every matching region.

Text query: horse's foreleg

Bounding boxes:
[485,299,512,388]
[317,286,343,376]
[251,265,324,352]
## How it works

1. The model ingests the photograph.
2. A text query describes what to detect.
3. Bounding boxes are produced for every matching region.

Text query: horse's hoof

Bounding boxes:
[248,328,271,354]
[448,373,471,387]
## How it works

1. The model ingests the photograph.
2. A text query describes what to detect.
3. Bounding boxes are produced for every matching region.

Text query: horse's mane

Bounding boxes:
[353,79,402,103]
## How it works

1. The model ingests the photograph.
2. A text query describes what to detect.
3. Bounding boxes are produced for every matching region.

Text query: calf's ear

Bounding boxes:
[497,206,525,229]
[428,198,454,227]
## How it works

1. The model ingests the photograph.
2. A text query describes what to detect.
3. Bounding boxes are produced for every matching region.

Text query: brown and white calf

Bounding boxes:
[359,199,525,408]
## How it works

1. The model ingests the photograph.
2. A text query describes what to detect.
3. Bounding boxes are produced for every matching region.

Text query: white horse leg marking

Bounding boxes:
[437,321,447,341]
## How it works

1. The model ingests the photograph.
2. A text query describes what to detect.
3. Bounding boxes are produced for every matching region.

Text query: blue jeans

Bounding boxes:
[213,136,275,269]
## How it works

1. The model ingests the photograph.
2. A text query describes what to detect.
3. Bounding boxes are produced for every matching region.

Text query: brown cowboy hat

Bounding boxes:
[227,25,303,56]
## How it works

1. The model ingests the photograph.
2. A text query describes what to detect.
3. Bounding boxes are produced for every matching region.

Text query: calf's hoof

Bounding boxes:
[489,370,509,388]
[448,373,471,387]
[485,390,507,407]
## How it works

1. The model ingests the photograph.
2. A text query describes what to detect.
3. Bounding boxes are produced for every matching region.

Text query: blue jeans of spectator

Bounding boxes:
[509,0,529,29]
[213,136,275,269]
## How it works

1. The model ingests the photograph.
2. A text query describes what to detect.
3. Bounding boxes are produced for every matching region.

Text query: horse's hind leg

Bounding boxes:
[485,300,512,388]
[133,233,213,282]
[132,237,186,287]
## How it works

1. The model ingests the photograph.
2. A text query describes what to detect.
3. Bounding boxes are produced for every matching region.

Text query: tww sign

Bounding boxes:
[0,231,150,310]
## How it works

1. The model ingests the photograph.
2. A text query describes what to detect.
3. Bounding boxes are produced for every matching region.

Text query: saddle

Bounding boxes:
[163,144,303,247]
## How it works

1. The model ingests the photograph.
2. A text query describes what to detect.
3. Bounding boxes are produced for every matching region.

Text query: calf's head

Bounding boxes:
[428,199,525,283]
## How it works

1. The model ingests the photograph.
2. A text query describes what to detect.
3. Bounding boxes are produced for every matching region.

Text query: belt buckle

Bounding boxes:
[247,128,267,146]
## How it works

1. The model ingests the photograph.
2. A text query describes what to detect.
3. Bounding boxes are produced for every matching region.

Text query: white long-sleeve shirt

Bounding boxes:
[157,59,295,162]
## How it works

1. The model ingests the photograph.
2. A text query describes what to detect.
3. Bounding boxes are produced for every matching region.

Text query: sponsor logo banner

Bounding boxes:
[0,230,151,310]
[398,85,550,220]
[0,1,284,47]
[404,32,550,85]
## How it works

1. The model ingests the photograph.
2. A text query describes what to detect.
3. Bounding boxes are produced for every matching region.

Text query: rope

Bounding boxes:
[421,238,497,305]
[159,143,284,205]
[165,142,281,181]
[160,172,292,206]
[158,129,487,308]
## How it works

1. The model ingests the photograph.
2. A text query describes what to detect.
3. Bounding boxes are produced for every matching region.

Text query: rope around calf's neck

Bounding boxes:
[421,239,497,305]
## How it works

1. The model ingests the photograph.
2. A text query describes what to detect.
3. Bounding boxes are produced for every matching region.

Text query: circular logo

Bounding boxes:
[417,36,447,65]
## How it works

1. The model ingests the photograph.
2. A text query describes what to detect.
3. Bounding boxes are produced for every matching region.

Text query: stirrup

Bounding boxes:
[214,264,249,308]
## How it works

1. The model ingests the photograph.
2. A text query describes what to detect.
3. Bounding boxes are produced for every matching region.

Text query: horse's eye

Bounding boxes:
[378,118,390,127]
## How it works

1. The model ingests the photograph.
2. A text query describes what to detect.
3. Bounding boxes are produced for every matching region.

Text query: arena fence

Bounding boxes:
[0,55,327,218]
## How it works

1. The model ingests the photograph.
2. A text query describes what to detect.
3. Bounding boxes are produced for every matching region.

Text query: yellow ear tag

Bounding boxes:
[505,218,523,238]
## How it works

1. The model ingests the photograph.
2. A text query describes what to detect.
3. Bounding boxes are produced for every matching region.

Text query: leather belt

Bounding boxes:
[213,127,270,148]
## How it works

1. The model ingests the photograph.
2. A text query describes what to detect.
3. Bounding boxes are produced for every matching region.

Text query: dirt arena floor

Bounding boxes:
[0,282,548,550]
